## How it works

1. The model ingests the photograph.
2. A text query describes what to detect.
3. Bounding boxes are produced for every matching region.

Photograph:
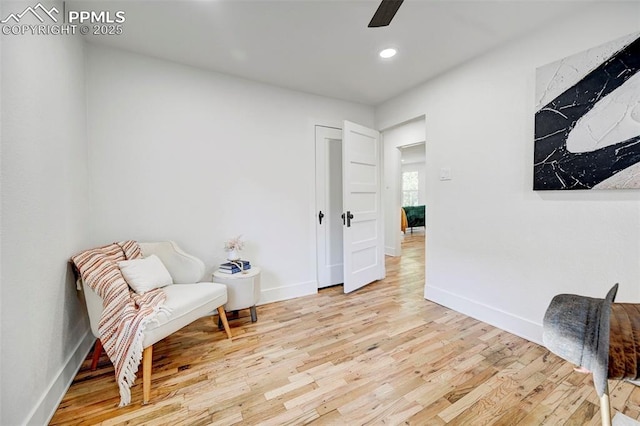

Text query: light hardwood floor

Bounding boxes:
[51,232,640,425]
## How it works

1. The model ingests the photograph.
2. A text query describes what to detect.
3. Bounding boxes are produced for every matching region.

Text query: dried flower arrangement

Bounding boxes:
[224,235,245,252]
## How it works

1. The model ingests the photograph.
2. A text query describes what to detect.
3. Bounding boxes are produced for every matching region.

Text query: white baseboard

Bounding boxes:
[385,245,399,257]
[259,280,318,305]
[27,330,95,426]
[425,285,543,345]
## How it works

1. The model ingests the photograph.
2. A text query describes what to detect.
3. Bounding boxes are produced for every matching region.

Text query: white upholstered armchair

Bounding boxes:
[78,241,231,405]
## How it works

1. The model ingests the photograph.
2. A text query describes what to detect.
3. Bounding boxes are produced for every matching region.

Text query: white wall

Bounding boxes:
[383,118,425,256]
[1,10,92,425]
[85,45,375,304]
[376,2,640,344]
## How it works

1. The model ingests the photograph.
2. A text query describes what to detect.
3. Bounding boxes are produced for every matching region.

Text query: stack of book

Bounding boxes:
[218,259,251,274]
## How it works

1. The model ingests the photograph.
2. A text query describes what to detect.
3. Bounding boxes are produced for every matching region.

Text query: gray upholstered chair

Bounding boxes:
[543,284,640,425]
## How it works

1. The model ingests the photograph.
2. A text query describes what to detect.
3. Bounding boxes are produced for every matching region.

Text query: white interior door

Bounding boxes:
[342,120,385,293]
[315,126,344,288]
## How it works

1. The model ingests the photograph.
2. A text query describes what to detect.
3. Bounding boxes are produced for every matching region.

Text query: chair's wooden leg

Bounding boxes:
[600,382,612,426]
[90,339,103,371]
[217,306,232,339]
[142,345,152,405]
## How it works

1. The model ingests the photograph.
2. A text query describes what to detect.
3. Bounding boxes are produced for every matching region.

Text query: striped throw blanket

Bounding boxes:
[71,240,167,406]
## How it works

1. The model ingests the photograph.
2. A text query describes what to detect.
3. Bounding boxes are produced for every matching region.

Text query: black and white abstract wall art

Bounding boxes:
[534,32,640,190]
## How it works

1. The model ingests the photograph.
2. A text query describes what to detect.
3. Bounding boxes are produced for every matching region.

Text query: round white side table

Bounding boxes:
[212,266,261,323]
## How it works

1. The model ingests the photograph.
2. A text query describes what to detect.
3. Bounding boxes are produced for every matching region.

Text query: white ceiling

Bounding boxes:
[77,0,583,105]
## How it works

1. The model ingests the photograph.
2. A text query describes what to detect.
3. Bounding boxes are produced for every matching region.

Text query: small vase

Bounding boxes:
[227,249,240,261]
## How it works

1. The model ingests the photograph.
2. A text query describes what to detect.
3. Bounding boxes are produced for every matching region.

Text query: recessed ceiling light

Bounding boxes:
[379,48,397,59]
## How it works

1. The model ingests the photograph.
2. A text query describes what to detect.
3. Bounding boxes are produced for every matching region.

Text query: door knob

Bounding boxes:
[346,211,354,227]
[318,211,324,225]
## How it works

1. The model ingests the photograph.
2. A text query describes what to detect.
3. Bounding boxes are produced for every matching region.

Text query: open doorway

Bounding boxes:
[382,116,426,262]
[399,143,426,236]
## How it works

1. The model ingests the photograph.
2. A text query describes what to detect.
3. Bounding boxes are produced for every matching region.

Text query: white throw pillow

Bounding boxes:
[118,254,173,294]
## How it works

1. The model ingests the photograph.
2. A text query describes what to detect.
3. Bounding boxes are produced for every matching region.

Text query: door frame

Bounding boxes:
[315,125,344,289]
[381,115,427,258]
[313,121,384,293]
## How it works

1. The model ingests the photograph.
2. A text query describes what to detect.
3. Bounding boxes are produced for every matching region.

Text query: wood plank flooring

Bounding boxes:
[51,232,640,425]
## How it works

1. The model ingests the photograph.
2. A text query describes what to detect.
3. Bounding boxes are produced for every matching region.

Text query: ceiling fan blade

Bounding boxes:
[368,0,404,28]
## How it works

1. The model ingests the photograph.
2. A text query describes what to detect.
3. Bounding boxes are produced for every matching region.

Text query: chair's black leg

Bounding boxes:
[250,306,258,322]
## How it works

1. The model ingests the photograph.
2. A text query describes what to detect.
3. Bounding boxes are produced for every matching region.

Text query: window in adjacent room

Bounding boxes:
[402,171,419,206]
